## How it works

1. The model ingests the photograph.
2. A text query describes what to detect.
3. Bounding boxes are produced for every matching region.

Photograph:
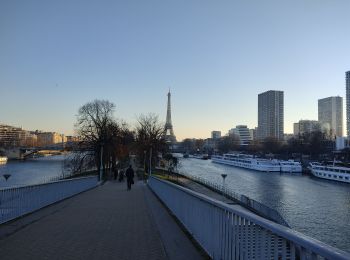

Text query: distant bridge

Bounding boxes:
[0,142,75,160]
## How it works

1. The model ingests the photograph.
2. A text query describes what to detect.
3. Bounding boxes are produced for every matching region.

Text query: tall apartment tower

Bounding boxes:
[318,96,343,137]
[346,71,350,137]
[258,90,284,140]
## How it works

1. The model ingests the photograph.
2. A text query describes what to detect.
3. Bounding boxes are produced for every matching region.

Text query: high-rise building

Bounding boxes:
[293,120,321,136]
[318,96,343,137]
[229,125,253,146]
[257,90,284,140]
[346,71,350,137]
[211,131,221,139]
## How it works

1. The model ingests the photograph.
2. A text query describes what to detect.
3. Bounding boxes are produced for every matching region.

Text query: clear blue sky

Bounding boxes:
[0,0,349,140]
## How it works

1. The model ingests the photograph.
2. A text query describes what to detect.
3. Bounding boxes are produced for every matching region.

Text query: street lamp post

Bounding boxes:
[149,147,152,177]
[143,150,146,181]
[3,174,11,181]
[99,144,104,182]
[221,174,227,196]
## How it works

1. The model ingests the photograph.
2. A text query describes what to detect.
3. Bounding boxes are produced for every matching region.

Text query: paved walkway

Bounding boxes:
[0,181,204,260]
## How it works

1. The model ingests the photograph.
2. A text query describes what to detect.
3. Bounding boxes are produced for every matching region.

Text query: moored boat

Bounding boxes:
[309,162,350,183]
[0,156,8,164]
[212,154,302,173]
[212,154,281,172]
[279,160,302,173]
[190,154,209,160]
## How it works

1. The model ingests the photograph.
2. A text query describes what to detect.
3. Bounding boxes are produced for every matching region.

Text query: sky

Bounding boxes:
[0,0,349,141]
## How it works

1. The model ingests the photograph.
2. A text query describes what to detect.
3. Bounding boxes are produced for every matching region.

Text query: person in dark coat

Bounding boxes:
[125,165,134,190]
[118,170,124,182]
[113,168,118,180]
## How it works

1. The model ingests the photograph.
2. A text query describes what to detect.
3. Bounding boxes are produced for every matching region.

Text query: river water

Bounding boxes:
[0,156,66,189]
[178,158,350,253]
[1,156,350,252]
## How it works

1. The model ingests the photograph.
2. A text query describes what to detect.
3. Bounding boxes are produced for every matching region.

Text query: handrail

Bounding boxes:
[156,167,288,227]
[0,175,97,191]
[0,176,98,224]
[149,176,350,260]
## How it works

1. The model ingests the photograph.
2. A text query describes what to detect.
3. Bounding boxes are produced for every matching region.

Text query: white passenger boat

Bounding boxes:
[212,154,302,173]
[0,156,8,164]
[212,154,281,172]
[279,160,303,173]
[309,162,350,183]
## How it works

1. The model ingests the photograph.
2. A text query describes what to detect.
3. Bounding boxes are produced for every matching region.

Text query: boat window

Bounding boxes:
[328,175,331,177]
[333,175,337,178]
[345,177,349,180]
[339,176,343,179]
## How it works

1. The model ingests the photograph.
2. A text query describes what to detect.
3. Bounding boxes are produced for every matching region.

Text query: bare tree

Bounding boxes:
[72,100,133,180]
[194,139,205,153]
[261,137,283,155]
[217,134,240,154]
[134,114,167,173]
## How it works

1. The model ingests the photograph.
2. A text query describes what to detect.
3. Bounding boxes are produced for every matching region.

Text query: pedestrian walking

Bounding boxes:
[125,165,134,190]
[113,168,118,180]
[118,170,124,182]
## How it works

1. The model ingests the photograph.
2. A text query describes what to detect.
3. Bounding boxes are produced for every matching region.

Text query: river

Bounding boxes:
[0,155,66,189]
[178,157,350,253]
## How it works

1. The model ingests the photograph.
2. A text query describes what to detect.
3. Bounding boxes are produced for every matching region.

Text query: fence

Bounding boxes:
[157,167,288,227]
[0,176,98,224]
[184,172,289,227]
[148,176,350,260]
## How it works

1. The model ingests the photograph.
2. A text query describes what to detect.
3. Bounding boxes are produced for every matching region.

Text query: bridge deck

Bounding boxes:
[0,180,204,260]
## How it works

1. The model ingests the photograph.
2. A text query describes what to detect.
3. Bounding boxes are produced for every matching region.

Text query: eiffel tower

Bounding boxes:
[164,90,177,143]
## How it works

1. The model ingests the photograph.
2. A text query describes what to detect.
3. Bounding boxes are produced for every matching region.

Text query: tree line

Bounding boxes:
[181,131,336,160]
[66,100,169,180]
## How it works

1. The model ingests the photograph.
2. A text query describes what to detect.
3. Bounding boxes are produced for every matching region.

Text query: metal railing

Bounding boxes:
[148,176,350,260]
[0,176,98,224]
[182,172,289,227]
[157,167,288,227]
